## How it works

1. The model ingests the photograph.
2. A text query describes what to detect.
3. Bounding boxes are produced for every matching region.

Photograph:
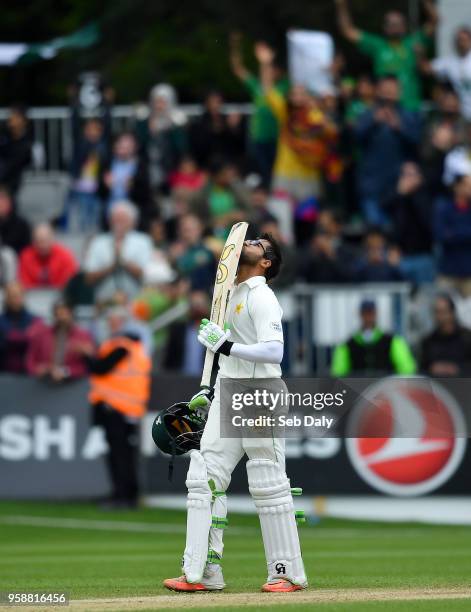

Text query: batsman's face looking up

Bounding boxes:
[240,239,272,267]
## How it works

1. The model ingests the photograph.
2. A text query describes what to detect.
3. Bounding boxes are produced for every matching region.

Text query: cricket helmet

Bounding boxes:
[152,402,206,456]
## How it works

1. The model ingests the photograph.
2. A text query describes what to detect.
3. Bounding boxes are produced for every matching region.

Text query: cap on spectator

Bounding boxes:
[360,299,376,312]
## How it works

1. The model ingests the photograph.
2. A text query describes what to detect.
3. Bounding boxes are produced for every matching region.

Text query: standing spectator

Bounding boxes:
[190,158,250,238]
[136,83,187,197]
[26,299,94,382]
[331,299,416,376]
[66,90,112,232]
[354,228,404,282]
[259,44,341,205]
[434,174,471,296]
[0,186,30,253]
[421,293,471,376]
[383,162,435,284]
[0,105,32,196]
[169,213,216,292]
[420,26,471,121]
[354,76,421,226]
[83,201,153,302]
[89,306,151,509]
[19,223,78,289]
[335,0,439,111]
[189,90,245,169]
[0,282,38,374]
[102,131,151,224]
[229,32,288,186]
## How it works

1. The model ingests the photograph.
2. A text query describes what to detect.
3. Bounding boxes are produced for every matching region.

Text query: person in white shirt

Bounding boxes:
[163,233,308,594]
[420,26,471,120]
[83,200,153,302]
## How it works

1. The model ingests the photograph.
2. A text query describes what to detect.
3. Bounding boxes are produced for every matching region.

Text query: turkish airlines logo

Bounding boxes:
[346,377,467,496]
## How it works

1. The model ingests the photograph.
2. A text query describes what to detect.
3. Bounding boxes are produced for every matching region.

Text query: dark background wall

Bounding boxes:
[0,0,417,105]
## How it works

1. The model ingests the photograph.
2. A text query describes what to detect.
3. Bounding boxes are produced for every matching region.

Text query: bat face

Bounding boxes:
[200,221,248,387]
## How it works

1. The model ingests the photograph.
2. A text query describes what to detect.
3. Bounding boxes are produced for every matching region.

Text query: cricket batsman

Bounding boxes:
[163,233,308,593]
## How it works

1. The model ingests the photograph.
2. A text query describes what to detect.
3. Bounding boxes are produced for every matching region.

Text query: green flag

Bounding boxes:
[0,23,99,66]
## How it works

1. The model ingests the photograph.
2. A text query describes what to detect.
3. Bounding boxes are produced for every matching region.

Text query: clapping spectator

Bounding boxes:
[83,200,153,302]
[434,173,471,296]
[0,186,30,253]
[354,76,421,226]
[66,90,112,232]
[383,162,435,283]
[354,228,404,282]
[136,83,187,196]
[230,32,288,186]
[420,293,471,376]
[0,105,32,196]
[190,158,250,239]
[19,223,78,289]
[189,90,245,169]
[0,282,39,373]
[102,131,151,225]
[26,299,94,383]
[335,0,438,111]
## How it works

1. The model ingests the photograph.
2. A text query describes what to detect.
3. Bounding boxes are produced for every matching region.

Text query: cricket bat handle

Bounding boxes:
[200,350,215,388]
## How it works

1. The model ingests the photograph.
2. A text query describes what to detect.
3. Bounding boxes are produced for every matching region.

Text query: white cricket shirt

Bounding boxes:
[432,51,471,120]
[218,275,283,379]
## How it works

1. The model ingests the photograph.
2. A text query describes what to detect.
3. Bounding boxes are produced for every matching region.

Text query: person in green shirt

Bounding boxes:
[335,0,439,111]
[331,299,417,376]
[229,33,289,186]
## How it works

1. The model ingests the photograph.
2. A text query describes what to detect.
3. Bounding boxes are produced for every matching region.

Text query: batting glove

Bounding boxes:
[197,319,233,355]
[188,387,214,411]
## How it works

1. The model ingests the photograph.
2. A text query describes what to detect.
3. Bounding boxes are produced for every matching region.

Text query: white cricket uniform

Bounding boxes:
[184,275,307,588]
[431,51,471,120]
[200,275,285,492]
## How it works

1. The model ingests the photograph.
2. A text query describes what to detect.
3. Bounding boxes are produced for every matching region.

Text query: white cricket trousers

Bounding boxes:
[199,377,285,492]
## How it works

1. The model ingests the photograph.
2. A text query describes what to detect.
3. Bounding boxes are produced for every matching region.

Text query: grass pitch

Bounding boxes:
[0,501,470,611]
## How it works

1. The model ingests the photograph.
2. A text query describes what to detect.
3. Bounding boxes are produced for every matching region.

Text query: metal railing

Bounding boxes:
[285,282,412,375]
[0,104,253,172]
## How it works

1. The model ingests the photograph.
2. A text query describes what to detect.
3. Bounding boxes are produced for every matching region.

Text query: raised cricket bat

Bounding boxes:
[200,221,248,388]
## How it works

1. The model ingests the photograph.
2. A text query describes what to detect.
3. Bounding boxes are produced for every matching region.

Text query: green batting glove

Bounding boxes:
[189,387,214,411]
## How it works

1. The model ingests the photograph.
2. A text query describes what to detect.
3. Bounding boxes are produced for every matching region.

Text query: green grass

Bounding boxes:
[0,501,470,611]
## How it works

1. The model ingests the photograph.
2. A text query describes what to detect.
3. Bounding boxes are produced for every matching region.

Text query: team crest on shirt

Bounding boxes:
[235,303,244,314]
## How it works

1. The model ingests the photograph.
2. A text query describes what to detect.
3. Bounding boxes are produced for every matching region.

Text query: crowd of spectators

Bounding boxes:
[2,0,471,377]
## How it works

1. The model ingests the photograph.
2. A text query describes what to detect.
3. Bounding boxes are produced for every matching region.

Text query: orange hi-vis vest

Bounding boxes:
[89,336,152,418]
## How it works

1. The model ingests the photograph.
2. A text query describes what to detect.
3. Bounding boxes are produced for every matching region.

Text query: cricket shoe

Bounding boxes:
[261,579,305,593]
[164,564,225,592]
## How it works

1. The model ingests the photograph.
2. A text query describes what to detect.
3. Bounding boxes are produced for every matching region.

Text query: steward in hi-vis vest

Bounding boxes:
[88,308,152,510]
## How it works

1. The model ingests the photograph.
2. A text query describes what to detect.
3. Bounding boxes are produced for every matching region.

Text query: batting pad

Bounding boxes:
[209,494,227,559]
[247,459,307,587]
[184,450,212,582]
